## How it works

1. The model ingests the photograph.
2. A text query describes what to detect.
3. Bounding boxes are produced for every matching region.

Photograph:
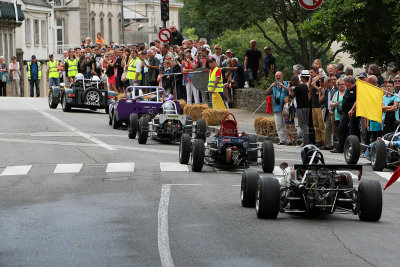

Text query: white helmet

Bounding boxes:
[162,101,176,115]
[92,75,100,82]
[75,73,84,81]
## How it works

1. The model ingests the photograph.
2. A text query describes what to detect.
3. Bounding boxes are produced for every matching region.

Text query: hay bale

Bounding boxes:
[178,99,186,111]
[117,93,125,100]
[201,109,230,126]
[183,104,210,121]
[254,117,277,136]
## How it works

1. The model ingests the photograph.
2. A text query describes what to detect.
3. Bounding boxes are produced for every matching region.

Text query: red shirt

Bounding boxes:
[210,67,221,78]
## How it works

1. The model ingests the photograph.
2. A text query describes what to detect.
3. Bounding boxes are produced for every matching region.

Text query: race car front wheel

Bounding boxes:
[184,115,193,136]
[241,170,260,207]
[112,111,121,129]
[371,140,386,171]
[61,93,71,112]
[48,91,58,109]
[255,177,280,219]
[191,139,204,172]
[128,113,138,139]
[344,135,360,164]
[357,180,382,222]
[195,119,207,142]
[138,117,149,144]
[261,140,275,173]
[179,134,191,164]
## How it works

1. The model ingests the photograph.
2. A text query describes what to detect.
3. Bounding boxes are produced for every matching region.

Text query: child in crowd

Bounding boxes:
[313,59,327,82]
[161,60,173,95]
[282,96,298,146]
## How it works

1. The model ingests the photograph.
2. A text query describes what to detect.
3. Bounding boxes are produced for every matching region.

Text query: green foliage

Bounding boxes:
[182,27,198,41]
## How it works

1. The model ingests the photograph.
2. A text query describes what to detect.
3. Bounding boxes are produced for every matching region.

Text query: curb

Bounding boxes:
[206,126,280,143]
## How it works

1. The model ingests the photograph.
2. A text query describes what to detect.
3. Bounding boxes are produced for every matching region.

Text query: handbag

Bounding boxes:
[1,73,6,82]
[121,70,128,81]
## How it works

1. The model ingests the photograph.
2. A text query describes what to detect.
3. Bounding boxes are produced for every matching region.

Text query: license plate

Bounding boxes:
[167,115,179,119]
[87,102,101,106]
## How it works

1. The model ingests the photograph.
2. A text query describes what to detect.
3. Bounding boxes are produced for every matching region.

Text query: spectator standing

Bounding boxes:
[319,77,335,150]
[263,46,276,78]
[161,43,175,67]
[169,25,184,46]
[126,50,142,86]
[186,40,197,61]
[77,50,87,77]
[9,56,21,97]
[92,46,104,78]
[114,49,124,92]
[309,67,325,147]
[336,63,345,78]
[329,78,347,152]
[368,63,384,86]
[47,54,60,87]
[212,44,223,67]
[266,71,289,144]
[327,64,336,77]
[244,40,262,87]
[282,96,298,146]
[382,81,399,134]
[95,32,105,45]
[60,50,69,86]
[104,52,117,92]
[66,49,79,84]
[292,64,304,79]
[162,60,173,95]
[145,50,160,86]
[182,53,199,104]
[27,55,41,97]
[0,56,8,96]
[195,47,211,69]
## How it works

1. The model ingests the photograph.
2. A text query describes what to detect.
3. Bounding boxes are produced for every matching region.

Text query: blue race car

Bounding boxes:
[344,121,400,171]
[179,113,275,172]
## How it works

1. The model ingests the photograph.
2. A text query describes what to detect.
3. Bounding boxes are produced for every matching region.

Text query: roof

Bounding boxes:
[22,0,52,8]
[0,2,25,21]
[123,7,147,20]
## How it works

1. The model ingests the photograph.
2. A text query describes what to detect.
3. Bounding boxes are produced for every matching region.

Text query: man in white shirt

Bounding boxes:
[187,39,197,60]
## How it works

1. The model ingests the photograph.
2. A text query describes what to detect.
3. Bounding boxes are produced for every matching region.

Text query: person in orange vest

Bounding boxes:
[95,32,105,46]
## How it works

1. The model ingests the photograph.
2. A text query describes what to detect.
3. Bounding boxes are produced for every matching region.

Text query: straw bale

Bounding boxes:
[183,104,210,121]
[254,117,277,136]
[178,99,186,111]
[201,109,230,126]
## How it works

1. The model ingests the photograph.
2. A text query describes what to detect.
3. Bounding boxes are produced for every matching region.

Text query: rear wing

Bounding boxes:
[294,164,363,180]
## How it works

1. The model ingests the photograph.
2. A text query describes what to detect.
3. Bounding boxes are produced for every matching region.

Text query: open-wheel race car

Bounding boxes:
[241,145,382,221]
[109,86,180,130]
[344,121,400,171]
[51,74,116,113]
[179,113,275,172]
[129,100,193,144]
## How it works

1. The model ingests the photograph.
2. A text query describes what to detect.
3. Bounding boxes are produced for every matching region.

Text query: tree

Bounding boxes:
[301,0,400,68]
[182,0,338,67]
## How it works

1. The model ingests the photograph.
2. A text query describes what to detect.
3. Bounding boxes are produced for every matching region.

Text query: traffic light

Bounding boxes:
[160,0,169,22]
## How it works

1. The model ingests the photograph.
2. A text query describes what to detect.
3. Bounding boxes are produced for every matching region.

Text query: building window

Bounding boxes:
[118,14,122,43]
[4,34,8,63]
[41,20,47,45]
[26,18,31,45]
[108,17,112,42]
[91,15,96,41]
[55,0,64,7]
[34,20,39,45]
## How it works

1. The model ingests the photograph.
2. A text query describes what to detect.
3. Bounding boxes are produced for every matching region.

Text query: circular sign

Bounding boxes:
[158,28,171,43]
[298,0,323,10]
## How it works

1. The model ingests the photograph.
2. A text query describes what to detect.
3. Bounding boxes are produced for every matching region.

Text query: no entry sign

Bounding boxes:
[158,28,171,43]
[298,0,323,10]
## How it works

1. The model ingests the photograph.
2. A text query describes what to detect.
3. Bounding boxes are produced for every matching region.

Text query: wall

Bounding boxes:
[233,88,270,114]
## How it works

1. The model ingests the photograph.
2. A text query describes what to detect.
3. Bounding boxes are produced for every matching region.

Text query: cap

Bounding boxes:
[208,57,216,63]
[31,55,36,59]
[300,70,310,77]
[135,43,140,46]
[357,72,367,78]
[49,54,53,58]
[225,49,233,53]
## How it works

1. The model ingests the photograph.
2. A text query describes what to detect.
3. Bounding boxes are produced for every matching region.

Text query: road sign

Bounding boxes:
[298,0,323,10]
[158,28,171,43]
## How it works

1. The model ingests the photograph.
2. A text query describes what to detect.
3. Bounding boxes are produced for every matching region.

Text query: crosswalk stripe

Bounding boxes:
[374,171,394,181]
[160,162,189,172]
[54,164,83,174]
[0,165,32,176]
[106,162,135,173]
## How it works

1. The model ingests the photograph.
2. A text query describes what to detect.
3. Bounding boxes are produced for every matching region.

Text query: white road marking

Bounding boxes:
[24,101,116,151]
[158,184,174,267]
[374,171,394,181]
[54,164,83,174]
[160,162,189,172]
[106,162,135,173]
[0,165,32,176]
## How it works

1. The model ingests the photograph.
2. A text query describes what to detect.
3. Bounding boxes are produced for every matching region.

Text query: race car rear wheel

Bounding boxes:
[48,91,58,109]
[184,115,193,136]
[108,109,113,126]
[138,116,149,144]
[261,140,275,173]
[191,139,204,172]
[248,135,258,163]
[241,170,259,207]
[61,93,71,112]
[255,177,280,219]
[112,111,121,129]
[128,113,139,139]
[344,135,360,164]
[371,140,386,171]
[179,134,191,164]
[82,87,103,104]
[195,119,207,142]
[357,180,382,221]
[105,106,109,114]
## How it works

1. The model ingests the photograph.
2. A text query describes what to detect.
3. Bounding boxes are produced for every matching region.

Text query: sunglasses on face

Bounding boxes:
[395,80,400,82]
[339,83,345,85]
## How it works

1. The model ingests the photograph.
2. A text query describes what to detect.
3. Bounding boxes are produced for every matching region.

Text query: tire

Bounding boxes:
[108,109,113,126]
[248,135,258,163]
[255,177,281,219]
[344,135,360,165]
[105,106,109,114]
[371,140,386,171]
[128,113,139,139]
[138,116,149,144]
[48,90,58,109]
[261,140,275,173]
[179,134,191,164]
[195,119,207,141]
[61,93,71,112]
[82,87,103,104]
[184,115,193,136]
[358,180,382,221]
[191,139,205,172]
[241,170,260,207]
[112,111,121,129]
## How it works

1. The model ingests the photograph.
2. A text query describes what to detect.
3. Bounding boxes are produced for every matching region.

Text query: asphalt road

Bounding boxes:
[0,97,399,267]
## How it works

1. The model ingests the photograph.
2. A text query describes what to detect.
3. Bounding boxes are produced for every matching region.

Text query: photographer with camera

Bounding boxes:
[266,71,289,144]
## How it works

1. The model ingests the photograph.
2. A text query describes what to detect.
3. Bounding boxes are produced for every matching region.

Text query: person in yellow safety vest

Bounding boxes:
[66,49,79,84]
[126,50,142,87]
[208,57,228,109]
[27,55,41,97]
[47,54,60,87]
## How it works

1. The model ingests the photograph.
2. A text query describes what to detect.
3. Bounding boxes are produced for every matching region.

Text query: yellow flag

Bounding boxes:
[212,92,227,110]
[356,79,384,123]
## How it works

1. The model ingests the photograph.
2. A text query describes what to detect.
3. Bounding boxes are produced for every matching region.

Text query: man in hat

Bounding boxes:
[357,72,368,81]
[47,54,60,87]
[27,55,41,97]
